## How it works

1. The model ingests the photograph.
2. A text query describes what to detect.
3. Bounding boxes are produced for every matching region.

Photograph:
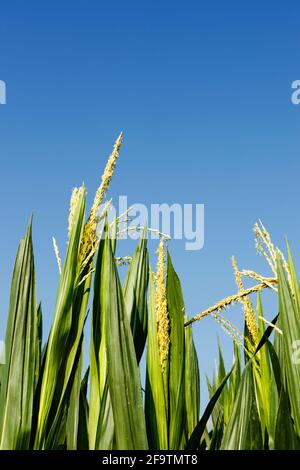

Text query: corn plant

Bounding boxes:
[0,135,299,450]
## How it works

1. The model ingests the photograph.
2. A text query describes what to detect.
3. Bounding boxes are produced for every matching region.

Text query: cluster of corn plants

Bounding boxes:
[0,135,299,450]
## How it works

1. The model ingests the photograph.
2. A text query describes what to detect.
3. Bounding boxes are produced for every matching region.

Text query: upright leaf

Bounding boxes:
[145,271,168,450]
[0,220,37,450]
[275,387,299,450]
[103,228,148,450]
[186,369,232,450]
[89,235,114,450]
[166,251,185,450]
[184,323,200,440]
[221,362,263,450]
[35,189,86,448]
[66,337,84,450]
[277,257,300,436]
[123,236,149,363]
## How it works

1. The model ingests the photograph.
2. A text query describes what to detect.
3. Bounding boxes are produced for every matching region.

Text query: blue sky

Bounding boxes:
[1,1,300,403]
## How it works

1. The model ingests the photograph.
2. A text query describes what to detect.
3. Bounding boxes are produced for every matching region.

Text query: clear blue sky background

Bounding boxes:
[1,1,300,406]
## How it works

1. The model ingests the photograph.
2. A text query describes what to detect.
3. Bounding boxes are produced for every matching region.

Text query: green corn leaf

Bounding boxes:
[220,362,263,450]
[123,235,149,363]
[266,340,281,445]
[217,341,229,423]
[254,313,279,356]
[184,322,200,440]
[286,241,300,314]
[267,341,282,395]
[34,188,86,448]
[89,235,114,450]
[145,270,168,450]
[166,251,185,450]
[217,341,226,384]
[253,295,272,434]
[209,346,226,429]
[209,413,224,450]
[275,387,299,449]
[186,368,232,450]
[0,219,37,450]
[66,337,84,450]
[50,404,67,450]
[34,303,43,390]
[276,256,300,435]
[102,227,148,450]
[77,368,89,450]
[226,343,241,423]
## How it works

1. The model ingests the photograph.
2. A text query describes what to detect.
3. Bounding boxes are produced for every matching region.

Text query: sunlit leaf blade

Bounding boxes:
[221,363,263,450]
[226,343,241,425]
[0,220,37,450]
[184,322,200,440]
[186,368,232,450]
[145,270,168,450]
[277,257,300,435]
[103,228,148,450]
[286,241,300,314]
[66,337,84,450]
[77,368,89,450]
[267,341,282,395]
[34,303,43,390]
[34,189,86,448]
[253,295,272,436]
[123,235,149,363]
[275,388,299,450]
[89,235,114,450]
[166,251,185,449]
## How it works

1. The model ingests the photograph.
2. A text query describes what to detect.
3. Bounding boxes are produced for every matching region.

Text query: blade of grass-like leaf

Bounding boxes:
[286,241,300,314]
[35,189,86,448]
[77,368,89,450]
[145,270,168,450]
[89,235,114,450]
[217,341,228,424]
[209,413,224,450]
[123,235,149,363]
[34,303,42,390]
[254,313,279,356]
[267,341,282,395]
[66,337,84,450]
[186,368,232,450]
[166,251,185,450]
[103,227,148,450]
[277,257,300,435]
[220,362,263,450]
[265,339,281,449]
[226,343,241,424]
[275,387,299,450]
[253,295,272,435]
[184,322,200,440]
[0,219,37,450]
